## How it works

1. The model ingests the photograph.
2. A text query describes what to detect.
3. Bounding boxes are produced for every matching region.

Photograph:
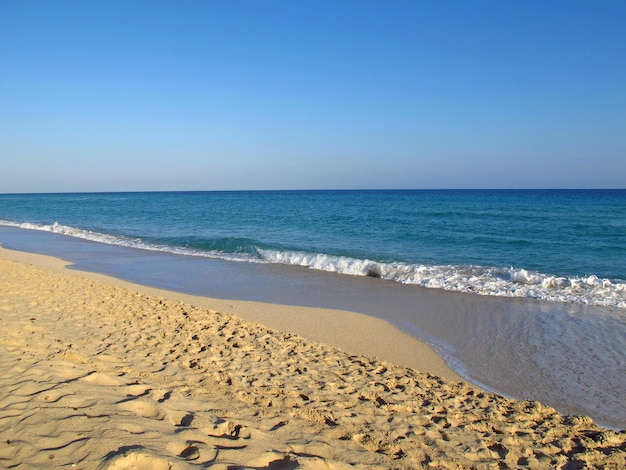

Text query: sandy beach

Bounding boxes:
[1,247,624,469]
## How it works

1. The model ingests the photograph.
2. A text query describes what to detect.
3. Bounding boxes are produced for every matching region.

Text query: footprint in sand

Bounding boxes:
[166,441,217,462]
[123,384,151,397]
[118,399,163,420]
[80,371,126,386]
[245,452,299,469]
[204,419,251,439]
[100,451,174,470]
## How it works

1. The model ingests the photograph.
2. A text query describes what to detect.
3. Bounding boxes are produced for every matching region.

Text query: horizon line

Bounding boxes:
[2,188,625,196]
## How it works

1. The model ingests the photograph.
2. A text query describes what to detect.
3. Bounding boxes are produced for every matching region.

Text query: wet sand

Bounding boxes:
[1,246,624,468]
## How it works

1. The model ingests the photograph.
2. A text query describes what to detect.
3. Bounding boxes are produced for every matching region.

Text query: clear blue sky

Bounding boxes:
[1,0,624,192]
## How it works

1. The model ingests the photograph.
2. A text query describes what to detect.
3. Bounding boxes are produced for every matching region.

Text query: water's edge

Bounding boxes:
[2,219,625,309]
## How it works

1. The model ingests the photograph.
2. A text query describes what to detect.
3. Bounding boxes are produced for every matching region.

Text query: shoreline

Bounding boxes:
[0,246,461,383]
[1,246,625,468]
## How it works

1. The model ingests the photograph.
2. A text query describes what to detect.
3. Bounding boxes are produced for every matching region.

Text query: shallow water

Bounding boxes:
[1,226,624,430]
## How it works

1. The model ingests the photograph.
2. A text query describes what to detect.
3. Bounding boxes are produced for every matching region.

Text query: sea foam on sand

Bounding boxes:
[0,247,624,469]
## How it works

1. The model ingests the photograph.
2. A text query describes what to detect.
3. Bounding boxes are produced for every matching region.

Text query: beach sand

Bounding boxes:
[0,247,624,469]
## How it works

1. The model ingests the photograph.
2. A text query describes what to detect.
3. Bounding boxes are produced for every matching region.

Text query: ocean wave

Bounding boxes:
[256,251,626,309]
[0,220,258,263]
[2,219,625,309]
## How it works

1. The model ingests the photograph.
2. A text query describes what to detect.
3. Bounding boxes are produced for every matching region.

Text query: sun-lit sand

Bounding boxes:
[1,246,624,469]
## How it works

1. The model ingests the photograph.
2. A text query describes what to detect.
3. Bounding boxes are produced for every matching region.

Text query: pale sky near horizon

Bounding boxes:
[1,0,625,193]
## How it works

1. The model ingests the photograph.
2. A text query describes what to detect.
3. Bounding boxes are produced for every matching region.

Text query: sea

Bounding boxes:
[0,189,625,429]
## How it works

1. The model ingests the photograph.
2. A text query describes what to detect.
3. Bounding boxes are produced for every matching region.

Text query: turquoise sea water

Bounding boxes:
[1,190,625,429]
[1,189,625,308]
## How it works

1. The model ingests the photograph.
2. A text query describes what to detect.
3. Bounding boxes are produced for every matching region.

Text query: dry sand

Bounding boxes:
[0,247,624,469]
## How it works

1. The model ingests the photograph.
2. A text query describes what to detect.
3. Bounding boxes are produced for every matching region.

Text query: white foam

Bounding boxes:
[0,220,257,263]
[258,249,626,309]
[3,220,130,246]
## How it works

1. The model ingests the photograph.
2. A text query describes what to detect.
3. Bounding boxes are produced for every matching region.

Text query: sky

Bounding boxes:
[1,0,625,192]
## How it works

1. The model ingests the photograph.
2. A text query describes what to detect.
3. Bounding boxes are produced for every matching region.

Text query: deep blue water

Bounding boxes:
[1,189,624,308]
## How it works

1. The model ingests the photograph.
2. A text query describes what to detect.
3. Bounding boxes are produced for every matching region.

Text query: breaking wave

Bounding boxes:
[258,250,626,309]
